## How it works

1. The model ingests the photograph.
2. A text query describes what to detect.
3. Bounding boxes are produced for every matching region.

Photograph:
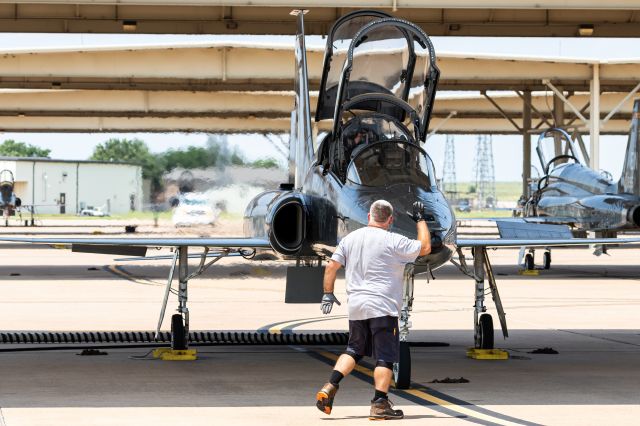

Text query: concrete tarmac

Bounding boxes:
[0,238,639,425]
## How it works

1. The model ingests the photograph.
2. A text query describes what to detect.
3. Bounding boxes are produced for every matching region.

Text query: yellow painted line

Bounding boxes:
[318,350,376,378]
[267,316,347,335]
[268,320,302,334]
[314,350,518,426]
[404,388,516,426]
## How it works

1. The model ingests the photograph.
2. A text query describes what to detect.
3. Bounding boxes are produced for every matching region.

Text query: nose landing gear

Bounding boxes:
[394,264,415,390]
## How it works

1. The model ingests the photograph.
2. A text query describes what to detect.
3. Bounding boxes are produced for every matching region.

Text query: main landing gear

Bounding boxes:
[452,247,509,351]
[521,248,551,271]
[155,246,231,353]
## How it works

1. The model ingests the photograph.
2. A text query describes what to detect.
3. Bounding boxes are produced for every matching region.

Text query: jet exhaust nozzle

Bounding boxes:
[269,196,307,255]
[628,205,640,227]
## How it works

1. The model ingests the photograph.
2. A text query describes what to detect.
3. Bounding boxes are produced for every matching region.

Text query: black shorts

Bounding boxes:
[346,315,399,364]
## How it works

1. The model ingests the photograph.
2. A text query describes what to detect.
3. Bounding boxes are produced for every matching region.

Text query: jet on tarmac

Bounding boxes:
[0,169,21,226]
[504,104,640,270]
[2,10,640,388]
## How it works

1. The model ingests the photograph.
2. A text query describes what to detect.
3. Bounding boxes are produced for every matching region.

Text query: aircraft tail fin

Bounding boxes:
[290,10,314,188]
[618,99,640,195]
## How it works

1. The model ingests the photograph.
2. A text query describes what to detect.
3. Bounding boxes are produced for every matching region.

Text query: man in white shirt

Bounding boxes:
[315,199,431,420]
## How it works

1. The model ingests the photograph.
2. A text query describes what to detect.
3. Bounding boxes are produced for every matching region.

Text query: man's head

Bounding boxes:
[368,199,393,229]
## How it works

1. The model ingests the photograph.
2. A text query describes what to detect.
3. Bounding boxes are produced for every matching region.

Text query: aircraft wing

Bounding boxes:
[459,217,578,225]
[0,236,272,256]
[456,237,640,248]
[457,221,640,248]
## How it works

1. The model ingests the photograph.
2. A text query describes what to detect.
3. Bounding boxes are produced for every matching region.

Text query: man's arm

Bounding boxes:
[416,220,431,256]
[323,259,342,293]
[412,201,431,256]
[321,259,343,314]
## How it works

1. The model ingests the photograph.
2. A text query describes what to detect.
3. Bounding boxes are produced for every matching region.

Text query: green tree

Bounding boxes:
[90,138,163,191]
[158,135,247,171]
[162,146,212,170]
[0,139,50,157]
[250,157,280,169]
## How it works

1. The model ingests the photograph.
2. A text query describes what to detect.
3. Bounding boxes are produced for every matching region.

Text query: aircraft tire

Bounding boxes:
[543,251,551,269]
[171,314,187,350]
[478,314,494,350]
[393,341,411,390]
[524,253,534,270]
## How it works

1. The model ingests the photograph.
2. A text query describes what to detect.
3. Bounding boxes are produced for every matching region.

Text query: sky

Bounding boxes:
[0,33,636,182]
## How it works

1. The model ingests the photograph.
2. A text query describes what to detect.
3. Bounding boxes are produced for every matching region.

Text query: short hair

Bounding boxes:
[370,199,393,223]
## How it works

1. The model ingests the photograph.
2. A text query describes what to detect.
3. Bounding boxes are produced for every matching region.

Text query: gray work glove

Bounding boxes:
[411,201,426,222]
[321,293,341,314]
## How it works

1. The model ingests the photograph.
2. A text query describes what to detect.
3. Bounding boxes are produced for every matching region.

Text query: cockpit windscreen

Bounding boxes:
[346,142,434,188]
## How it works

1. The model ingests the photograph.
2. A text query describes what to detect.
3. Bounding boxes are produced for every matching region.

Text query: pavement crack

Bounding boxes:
[0,406,6,426]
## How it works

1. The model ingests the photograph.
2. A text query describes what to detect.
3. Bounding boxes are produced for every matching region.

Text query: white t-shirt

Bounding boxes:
[331,226,422,320]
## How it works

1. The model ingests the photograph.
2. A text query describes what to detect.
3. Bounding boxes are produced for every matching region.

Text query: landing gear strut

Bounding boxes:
[155,246,230,350]
[452,247,508,350]
[394,264,415,390]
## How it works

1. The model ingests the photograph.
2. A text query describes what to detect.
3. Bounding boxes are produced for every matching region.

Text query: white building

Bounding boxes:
[0,157,142,215]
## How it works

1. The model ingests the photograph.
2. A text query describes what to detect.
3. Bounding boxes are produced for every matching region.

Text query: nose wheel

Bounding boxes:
[393,341,411,389]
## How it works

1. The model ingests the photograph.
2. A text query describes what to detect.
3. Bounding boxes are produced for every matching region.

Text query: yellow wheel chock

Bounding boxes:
[466,348,509,360]
[152,347,197,361]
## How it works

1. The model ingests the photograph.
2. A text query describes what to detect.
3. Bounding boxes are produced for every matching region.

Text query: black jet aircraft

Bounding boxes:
[513,103,640,269]
[0,169,27,226]
[2,10,640,389]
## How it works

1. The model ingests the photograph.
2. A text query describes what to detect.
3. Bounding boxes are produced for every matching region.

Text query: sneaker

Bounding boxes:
[369,397,404,420]
[316,382,339,415]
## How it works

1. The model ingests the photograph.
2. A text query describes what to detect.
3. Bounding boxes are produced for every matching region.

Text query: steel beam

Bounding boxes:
[590,64,601,170]
[0,44,639,93]
[0,115,630,134]
[553,87,566,156]
[0,2,639,36]
[522,91,532,198]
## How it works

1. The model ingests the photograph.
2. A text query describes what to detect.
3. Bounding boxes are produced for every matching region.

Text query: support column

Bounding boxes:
[590,64,600,170]
[522,91,532,197]
[553,88,565,156]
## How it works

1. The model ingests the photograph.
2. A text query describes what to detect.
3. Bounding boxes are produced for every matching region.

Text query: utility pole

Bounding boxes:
[473,135,497,210]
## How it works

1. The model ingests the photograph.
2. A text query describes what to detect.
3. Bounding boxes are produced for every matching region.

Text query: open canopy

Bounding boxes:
[316,13,440,142]
[315,10,392,123]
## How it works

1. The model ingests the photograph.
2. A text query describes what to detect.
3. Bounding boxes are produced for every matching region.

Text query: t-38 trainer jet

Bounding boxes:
[2,10,640,388]
[513,106,640,270]
[0,169,30,226]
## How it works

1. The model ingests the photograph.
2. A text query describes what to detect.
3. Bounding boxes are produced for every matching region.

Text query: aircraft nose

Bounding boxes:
[376,186,438,238]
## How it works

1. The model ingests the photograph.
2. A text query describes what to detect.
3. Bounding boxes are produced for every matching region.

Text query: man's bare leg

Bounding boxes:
[370,366,404,420]
[334,354,356,376]
[373,366,392,393]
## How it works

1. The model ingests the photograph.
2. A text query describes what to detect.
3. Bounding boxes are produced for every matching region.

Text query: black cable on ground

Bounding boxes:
[0,330,449,351]
[0,331,350,345]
